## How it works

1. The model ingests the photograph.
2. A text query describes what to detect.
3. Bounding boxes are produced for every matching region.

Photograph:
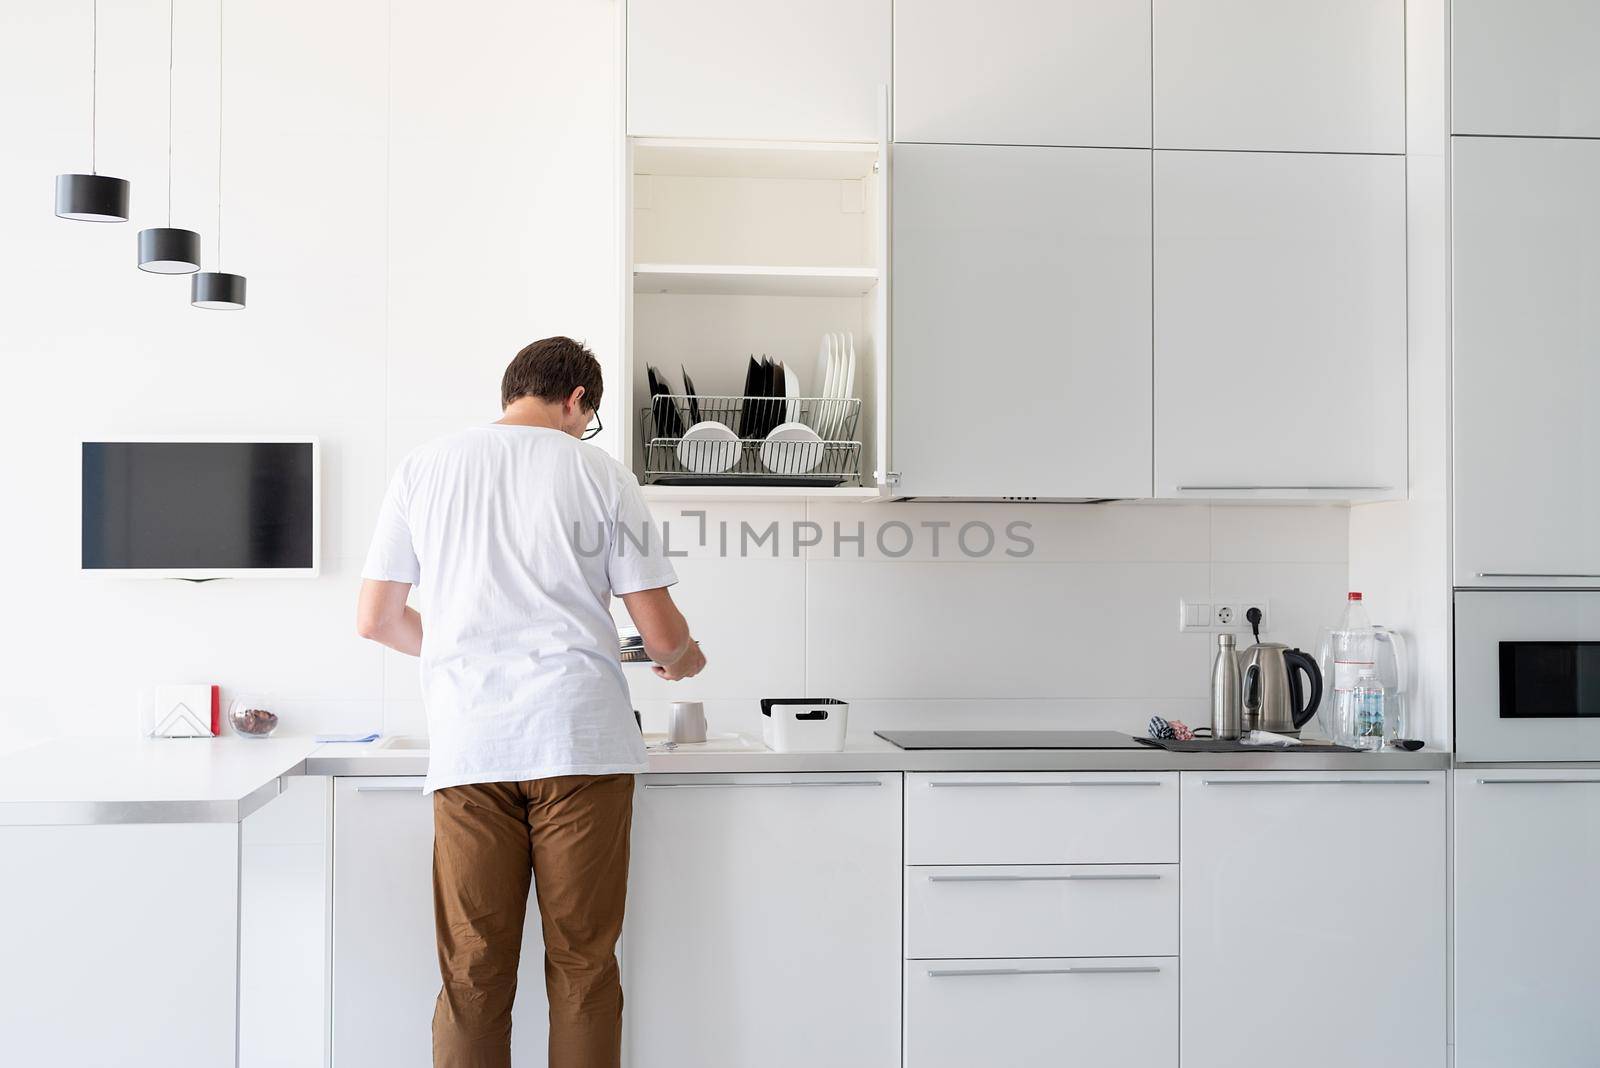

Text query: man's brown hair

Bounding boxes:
[500,336,604,412]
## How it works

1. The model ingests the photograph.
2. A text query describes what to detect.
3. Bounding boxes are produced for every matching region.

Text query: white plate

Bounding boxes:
[812,336,832,432]
[676,420,740,474]
[841,332,856,435]
[784,362,800,423]
[760,421,825,474]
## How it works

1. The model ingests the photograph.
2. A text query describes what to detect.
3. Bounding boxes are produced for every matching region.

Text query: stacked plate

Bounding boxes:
[810,331,857,440]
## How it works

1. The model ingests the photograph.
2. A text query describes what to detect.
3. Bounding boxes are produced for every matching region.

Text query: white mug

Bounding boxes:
[668,701,707,744]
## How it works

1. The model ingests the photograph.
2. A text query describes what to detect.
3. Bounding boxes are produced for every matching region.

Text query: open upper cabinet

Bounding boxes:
[623,132,891,501]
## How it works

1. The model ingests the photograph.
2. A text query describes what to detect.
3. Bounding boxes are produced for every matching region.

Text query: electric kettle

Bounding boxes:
[1239,642,1323,736]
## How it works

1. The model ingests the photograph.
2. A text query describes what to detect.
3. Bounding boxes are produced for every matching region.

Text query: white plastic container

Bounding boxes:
[760,698,849,752]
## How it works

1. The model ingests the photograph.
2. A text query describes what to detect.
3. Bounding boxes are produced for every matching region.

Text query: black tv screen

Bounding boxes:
[82,441,317,572]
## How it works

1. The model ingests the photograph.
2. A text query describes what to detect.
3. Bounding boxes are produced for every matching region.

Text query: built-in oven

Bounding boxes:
[1456,590,1600,761]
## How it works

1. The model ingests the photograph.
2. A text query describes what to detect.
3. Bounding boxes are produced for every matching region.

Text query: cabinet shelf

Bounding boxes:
[633,263,879,298]
[641,483,880,503]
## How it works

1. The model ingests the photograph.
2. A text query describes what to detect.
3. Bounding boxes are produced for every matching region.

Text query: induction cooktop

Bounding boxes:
[874,730,1145,750]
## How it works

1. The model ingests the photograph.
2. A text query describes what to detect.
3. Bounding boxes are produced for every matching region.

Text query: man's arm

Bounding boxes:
[356,579,423,657]
[620,586,705,681]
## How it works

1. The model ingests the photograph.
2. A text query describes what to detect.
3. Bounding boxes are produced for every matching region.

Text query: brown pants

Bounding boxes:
[432,774,635,1068]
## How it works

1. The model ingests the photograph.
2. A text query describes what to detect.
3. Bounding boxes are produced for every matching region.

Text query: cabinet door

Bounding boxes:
[1454,0,1600,137]
[894,0,1149,148]
[623,774,901,1068]
[1180,772,1447,1068]
[331,778,548,1068]
[1452,137,1600,587]
[1154,150,1406,500]
[891,144,1152,499]
[1455,771,1600,1068]
[626,0,889,141]
[1152,0,1404,153]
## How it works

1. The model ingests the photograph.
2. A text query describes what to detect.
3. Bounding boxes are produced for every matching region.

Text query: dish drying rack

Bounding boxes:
[641,395,863,486]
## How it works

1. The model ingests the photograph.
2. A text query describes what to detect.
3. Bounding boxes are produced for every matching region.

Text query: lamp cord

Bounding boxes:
[216,0,224,267]
[166,0,174,225]
[90,0,97,174]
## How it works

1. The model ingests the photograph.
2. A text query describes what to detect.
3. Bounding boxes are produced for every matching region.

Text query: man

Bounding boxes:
[356,336,705,1068]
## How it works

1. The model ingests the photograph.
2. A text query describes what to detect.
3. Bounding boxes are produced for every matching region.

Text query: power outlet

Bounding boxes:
[1237,600,1271,634]
[1215,604,1236,627]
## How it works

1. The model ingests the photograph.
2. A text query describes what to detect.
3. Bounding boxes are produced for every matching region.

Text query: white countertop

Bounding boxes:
[306,733,1454,777]
[0,733,1454,825]
[0,737,318,825]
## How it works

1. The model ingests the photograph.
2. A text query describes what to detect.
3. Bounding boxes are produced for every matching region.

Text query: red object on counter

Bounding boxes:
[210,685,220,736]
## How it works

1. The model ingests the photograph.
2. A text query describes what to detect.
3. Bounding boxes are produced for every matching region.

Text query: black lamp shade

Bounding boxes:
[137,227,202,274]
[54,173,130,222]
[191,271,247,310]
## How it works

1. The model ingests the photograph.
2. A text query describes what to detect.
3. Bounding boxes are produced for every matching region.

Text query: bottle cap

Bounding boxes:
[1348,591,1363,601]
[1218,632,1235,646]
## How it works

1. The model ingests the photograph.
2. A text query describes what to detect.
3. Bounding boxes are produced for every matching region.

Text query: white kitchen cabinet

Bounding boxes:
[905,771,1178,864]
[626,0,889,141]
[1180,772,1447,1068]
[623,773,901,1067]
[893,0,1149,148]
[905,957,1177,1068]
[331,778,549,1068]
[1453,0,1600,137]
[1455,770,1600,1068]
[1452,137,1600,588]
[0,823,240,1068]
[891,143,1153,500]
[905,864,1179,960]
[1152,0,1404,153]
[1153,150,1407,500]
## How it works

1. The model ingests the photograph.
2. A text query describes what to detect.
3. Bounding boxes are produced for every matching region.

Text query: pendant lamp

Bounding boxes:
[138,0,200,273]
[192,0,245,309]
[55,0,131,222]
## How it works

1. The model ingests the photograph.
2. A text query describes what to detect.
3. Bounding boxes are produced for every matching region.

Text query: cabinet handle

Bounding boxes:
[353,784,424,793]
[1200,778,1432,787]
[1475,572,1600,579]
[925,780,1163,788]
[927,873,1161,883]
[642,780,882,789]
[1175,485,1392,492]
[1475,778,1600,785]
[927,966,1162,978]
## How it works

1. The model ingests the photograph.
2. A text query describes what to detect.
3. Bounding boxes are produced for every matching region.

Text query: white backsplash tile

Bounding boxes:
[804,560,1213,700]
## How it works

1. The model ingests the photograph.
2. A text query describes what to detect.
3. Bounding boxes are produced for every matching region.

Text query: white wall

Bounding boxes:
[0,0,1354,748]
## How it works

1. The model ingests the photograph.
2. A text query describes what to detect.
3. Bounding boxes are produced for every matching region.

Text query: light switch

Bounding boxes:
[1179,600,1212,631]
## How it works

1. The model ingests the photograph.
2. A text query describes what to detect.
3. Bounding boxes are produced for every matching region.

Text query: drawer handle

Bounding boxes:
[926,780,1163,788]
[643,780,882,789]
[927,966,1162,978]
[1475,778,1600,785]
[1176,485,1392,492]
[1200,778,1431,787]
[1475,572,1600,579]
[927,873,1162,883]
[353,784,424,793]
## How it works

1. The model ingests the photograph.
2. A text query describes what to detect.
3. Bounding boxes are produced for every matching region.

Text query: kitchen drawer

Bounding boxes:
[904,772,1179,864]
[905,864,1177,960]
[905,956,1177,1068]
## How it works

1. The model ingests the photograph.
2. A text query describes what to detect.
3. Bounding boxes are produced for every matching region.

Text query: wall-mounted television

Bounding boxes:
[81,439,320,578]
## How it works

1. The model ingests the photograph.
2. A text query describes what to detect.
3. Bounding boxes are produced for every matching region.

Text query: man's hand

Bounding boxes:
[652,640,706,681]
[620,587,705,682]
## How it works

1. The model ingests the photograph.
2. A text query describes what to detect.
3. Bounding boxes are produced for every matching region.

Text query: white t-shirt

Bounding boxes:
[361,424,677,793]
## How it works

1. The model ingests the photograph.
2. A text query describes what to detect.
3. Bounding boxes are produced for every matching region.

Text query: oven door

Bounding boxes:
[1456,590,1600,761]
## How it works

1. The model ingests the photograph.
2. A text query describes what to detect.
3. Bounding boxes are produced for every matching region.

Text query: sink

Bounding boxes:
[642,732,766,753]
[378,735,431,750]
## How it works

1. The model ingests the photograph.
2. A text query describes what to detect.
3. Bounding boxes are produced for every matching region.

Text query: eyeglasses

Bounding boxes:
[580,409,603,441]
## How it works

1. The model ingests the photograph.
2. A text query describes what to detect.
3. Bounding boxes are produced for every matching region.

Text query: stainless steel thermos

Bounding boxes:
[1210,633,1241,740]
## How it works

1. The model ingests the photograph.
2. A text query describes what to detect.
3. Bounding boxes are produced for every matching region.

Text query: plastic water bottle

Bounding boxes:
[1352,669,1386,750]
[1328,592,1377,746]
